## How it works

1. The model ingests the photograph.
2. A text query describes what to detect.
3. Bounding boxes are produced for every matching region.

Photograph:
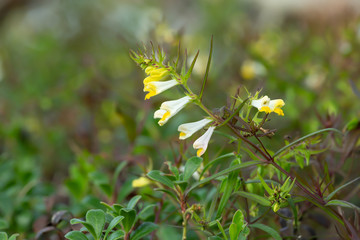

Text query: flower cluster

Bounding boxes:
[142,64,215,157]
[251,96,285,116]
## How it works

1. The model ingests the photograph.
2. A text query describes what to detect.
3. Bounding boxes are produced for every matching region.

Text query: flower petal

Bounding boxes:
[193,126,215,157]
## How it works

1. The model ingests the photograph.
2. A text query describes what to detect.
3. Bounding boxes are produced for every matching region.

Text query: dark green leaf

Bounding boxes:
[65,231,89,240]
[184,156,203,181]
[147,170,174,188]
[251,223,281,240]
[70,219,96,239]
[127,195,142,209]
[326,200,360,211]
[235,191,271,206]
[107,230,124,240]
[216,171,238,218]
[200,152,236,179]
[325,177,360,201]
[120,208,137,233]
[104,216,124,240]
[130,222,158,240]
[186,161,261,194]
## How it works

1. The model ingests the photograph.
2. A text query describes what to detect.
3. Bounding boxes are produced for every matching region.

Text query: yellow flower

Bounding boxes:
[193,126,216,157]
[143,79,179,100]
[251,96,285,116]
[144,66,169,84]
[240,60,266,80]
[154,96,191,126]
[132,177,151,188]
[178,118,213,140]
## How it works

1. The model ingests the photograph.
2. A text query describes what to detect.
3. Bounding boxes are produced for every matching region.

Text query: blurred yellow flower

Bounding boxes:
[132,177,151,188]
[240,60,266,80]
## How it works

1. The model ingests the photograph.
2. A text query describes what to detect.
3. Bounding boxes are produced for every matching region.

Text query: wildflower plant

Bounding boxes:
[125,39,359,240]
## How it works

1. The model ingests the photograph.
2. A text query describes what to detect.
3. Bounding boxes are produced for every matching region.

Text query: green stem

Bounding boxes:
[182,212,188,240]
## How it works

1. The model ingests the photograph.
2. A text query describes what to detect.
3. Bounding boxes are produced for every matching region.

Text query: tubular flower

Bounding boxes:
[178,118,213,140]
[193,126,216,157]
[143,66,170,84]
[154,96,191,126]
[143,79,179,100]
[251,96,285,116]
[132,177,151,188]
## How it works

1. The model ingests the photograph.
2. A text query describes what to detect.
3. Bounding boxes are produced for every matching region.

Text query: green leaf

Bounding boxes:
[257,175,273,195]
[8,234,19,240]
[216,220,228,240]
[154,188,177,201]
[235,191,271,206]
[86,209,106,240]
[0,232,7,240]
[70,219,96,239]
[107,230,124,240]
[199,36,213,99]
[326,200,360,211]
[147,170,174,188]
[130,222,158,240]
[200,152,236,179]
[65,231,89,240]
[185,50,200,81]
[216,171,238,218]
[120,208,137,233]
[274,128,342,158]
[208,237,222,240]
[0,219,8,230]
[251,223,281,240]
[139,204,156,220]
[186,160,261,194]
[229,210,245,240]
[184,156,203,181]
[325,177,360,201]
[127,195,142,209]
[104,216,124,240]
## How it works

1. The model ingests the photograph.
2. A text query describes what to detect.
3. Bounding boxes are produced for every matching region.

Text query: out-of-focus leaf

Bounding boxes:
[325,177,360,201]
[127,195,142,209]
[235,191,271,206]
[186,161,261,194]
[251,223,281,240]
[65,231,89,240]
[216,171,238,218]
[183,156,202,181]
[130,222,158,240]
[326,200,360,211]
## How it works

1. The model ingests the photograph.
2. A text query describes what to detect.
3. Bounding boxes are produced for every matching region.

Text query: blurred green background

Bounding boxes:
[0,0,359,237]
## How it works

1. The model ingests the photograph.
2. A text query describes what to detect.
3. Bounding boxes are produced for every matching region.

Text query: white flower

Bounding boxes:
[154,96,191,126]
[251,96,285,116]
[193,126,216,157]
[178,118,213,140]
[143,79,179,100]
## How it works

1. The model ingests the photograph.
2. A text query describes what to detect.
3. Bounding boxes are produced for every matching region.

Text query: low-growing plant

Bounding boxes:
[62,39,360,240]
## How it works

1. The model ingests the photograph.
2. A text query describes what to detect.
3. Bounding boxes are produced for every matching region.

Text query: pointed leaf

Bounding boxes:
[70,219,96,238]
[65,231,89,240]
[127,195,142,209]
[184,157,203,181]
[130,222,158,240]
[235,191,271,206]
[104,216,124,240]
[216,172,238,218]
[186,160,261,194]
[8,234,19,240]
[326,200,360,211]
[107,230,124,240]
[147,170,174,188]
[325,177,360,201]
[251,223,281,240]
